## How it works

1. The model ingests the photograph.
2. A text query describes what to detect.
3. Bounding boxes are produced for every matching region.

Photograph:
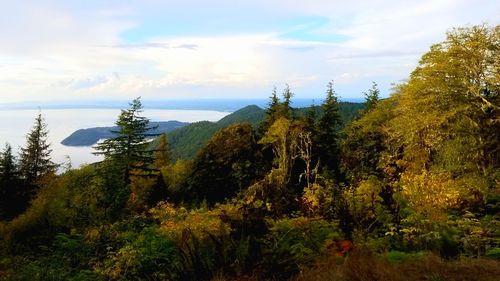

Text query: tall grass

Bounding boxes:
[292,249,500,281]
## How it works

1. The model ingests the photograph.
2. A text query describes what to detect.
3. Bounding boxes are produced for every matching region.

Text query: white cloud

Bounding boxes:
[0,0,498,102]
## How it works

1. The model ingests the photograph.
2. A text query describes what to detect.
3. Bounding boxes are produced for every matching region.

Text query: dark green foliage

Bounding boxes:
[93,97,161,220]
[19,113,57,187]
[96,160,131,221]
[385,251,427,264]
[216,105,265,128]
[485,248,500,260]
[167,105,266,160]
[262,217,342,279]
[294,103,364,126]
[94,97,158,179]
[340,98,394,182]
[168,121,220,160]
[259,87,281,135]
[187,124,264,204]
[316,81,343,179]
[259,86,295,135]
[0,144,23,220]
[303,104,318,135]
[102,227,182,280]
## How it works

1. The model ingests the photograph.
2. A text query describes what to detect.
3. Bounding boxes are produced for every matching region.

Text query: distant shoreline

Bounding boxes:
[0,98,364,112]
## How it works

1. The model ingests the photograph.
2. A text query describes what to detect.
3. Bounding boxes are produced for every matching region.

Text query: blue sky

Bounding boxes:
[0,0,498,102]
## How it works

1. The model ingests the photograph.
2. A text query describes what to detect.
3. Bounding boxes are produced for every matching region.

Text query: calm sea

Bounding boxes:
[0,109,229,169]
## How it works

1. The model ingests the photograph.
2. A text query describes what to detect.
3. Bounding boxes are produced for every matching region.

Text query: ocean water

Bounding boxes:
[0,109,229,169]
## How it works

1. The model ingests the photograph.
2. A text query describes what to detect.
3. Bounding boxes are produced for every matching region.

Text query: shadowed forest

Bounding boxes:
[0,25,499,280]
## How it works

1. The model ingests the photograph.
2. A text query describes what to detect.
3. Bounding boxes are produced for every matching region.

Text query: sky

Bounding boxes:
[0,0,498,103]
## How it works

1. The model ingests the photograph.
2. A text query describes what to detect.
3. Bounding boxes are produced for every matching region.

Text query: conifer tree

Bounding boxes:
[259,87,281,135]
[303,103,318,135]
[0,143,22,219]
[260,85,296,135]
[93,97,159,219]
[94,97,158,182]
[363,81,380,112]
[19,113,57,185]
[317,81,342,179]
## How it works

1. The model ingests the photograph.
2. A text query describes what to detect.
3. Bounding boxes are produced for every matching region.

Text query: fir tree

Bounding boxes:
[19,113,57,185]
[93,97,159,220]
[363,81,380,112]
[259,87,281,135]
[303,103,318,135]
[0,143,22,219]
[317,81,342,179]
[94,97,158,183]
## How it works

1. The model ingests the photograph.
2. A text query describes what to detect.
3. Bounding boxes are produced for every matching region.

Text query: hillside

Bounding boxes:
[165,105,265,160]
[61,120,189,146]
[167,102,363,160]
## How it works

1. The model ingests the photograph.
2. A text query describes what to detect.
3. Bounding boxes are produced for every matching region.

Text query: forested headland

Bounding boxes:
[0,25,499,281]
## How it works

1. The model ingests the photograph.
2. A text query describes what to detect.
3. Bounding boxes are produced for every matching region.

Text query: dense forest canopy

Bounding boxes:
[0,25,499,281]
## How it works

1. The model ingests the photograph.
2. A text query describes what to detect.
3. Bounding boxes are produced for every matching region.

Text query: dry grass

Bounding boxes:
[293,249,500,281]
[212,249,500,281]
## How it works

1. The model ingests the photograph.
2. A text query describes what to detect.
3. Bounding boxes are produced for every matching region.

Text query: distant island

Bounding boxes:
[61,120,189,146]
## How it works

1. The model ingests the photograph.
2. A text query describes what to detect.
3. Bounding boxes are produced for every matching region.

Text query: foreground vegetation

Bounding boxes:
[0,25,499,280]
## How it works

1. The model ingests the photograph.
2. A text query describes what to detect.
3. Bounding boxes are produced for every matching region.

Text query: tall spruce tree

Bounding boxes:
[259,85,296,135]
[259,87,281,135]
[317,81,342,179]
[93,97,159,219]
[94,97,158,183]
[303,103,318,135]
[19,113,57,186]
[0,143,22,219]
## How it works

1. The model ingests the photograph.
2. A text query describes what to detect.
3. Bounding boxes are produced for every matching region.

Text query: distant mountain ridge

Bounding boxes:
[61,121,189,146]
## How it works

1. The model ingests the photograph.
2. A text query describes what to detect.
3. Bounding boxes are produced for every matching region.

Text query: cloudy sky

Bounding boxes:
[0,0,498,103]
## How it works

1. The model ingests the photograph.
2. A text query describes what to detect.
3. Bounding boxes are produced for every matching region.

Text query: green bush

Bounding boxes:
[101,227,182,281]
[263,217,342,279]
[385,250,427,264]
[485,248,500,260]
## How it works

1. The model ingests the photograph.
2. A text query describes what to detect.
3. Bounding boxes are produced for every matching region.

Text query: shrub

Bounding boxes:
[101,226,182,280]
[485,248,500,260]
[385,250,427,264]
[263,217,342,279]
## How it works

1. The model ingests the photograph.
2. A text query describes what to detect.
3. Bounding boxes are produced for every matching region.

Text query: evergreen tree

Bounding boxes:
[259,87,281,135]
[94,97,159,219]
[19,113,57,185]
[317,81,342,179]
[94,97,158,182]
[363,81,380,112]
[0,143,22,219]
[303,103,318,135]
